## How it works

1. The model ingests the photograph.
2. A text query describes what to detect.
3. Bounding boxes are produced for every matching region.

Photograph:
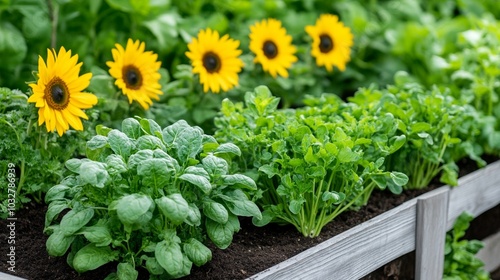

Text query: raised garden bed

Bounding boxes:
[248,160,500,280]
[1,159,499,280]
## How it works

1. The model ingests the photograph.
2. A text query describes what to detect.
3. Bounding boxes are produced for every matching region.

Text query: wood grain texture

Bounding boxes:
[477,230,500,272]
[248,200,418,280]
[0,272,26,280]
[415,187,449,280]
[447,160,500,230]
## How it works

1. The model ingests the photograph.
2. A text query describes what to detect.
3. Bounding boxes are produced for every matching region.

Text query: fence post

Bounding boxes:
[415,187,450,280]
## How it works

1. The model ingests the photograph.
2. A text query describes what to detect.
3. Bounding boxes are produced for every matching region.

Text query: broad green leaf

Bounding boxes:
[205,218,233,249]
[202,155,229,177]
[45,201,68,228]
[183,238,212,267]
[137,158,173,189]
[252,209,274,227]
[155,240,184,277]
[122,118,142,139]
[162,120,190,146]
[289,199,304,215]
[155,194,189,224]
[184,203,202,226]
[140,119,162,136]
[144,256,165,275]
[175,127,203,161]
[259,164,279,178]
[73,243,118,273]
[108,130,135,159]
[79,161,109,188]
[179,173,212,193]
[65,159,86,173]
[214,143,241,157]
[388,135,406,154]
[225,199,262,219]
[221,174,257,190]
[322,191,346,204]
[112,194,154,226]
[46,228,75,256]
[80,225,112,247]
[45,184,70,203]
[127,149,154,170]
[226,213,241,233]
[183,166,210,180]
[203,201,228,224]
[136,135,166,150]
[60,208,95,236]
[411,122,431,133]
[337,147,359,163]
[117,262,138,280]
[390,172,409,186]
[86,135,109,161]
[105,154,127,175]
[371,174,387,189]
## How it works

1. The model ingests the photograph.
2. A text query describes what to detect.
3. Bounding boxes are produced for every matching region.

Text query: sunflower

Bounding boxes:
[305,14,354,72]
[249,19,297,78]
[186,28,244,93]
[28,47,97,136]
[107,39,162,110]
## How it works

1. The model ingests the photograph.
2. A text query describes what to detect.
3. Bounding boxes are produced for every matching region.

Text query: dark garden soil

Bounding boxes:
[1,156,499,280]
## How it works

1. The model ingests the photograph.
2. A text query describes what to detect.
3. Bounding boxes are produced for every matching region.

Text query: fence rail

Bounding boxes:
[249,160,500,280]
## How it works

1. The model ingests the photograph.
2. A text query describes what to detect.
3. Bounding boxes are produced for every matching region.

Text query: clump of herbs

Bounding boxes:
[349,73,484,189]
[215,86,407,237]
[443,212,490,280]
[0,87,95,218]
[44,117,261,279]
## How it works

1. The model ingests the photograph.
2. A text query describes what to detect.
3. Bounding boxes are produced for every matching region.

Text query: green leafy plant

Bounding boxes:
[44,117,261,279]
[215,86,407,237]
[443,212,490,280]
[349,73,484,189]
[0,87,96,217]
[435,18,500,154]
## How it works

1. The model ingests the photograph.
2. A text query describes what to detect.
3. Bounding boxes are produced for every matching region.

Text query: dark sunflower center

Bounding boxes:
[202,52,221,73]
[45,77,70,110]
[51,85,65,104]
[319,34,334,53]
[123,65,143,89]
[263,40,278,59]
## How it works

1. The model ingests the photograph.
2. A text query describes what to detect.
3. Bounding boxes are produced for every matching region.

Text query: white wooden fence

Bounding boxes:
[248,160,500,280]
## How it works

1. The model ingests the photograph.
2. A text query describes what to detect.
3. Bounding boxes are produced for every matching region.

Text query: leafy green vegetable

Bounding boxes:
[443,212,490,280]
[215,86,408,237]
[349,75,484,189]
[44,117,260,279]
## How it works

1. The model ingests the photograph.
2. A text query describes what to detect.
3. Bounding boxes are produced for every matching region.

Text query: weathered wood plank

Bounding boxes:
[447,160,500,230]
[415,187,449,280]
[247,199,418,280]
[477,230,500,272]
[0,272,26,280]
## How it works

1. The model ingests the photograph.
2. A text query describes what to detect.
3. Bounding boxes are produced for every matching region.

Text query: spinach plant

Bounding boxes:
[215,86,407,237]
[443,212,490,280]
[44,117,261,279]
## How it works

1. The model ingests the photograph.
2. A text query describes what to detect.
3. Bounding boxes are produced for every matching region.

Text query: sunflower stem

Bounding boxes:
[46,0,59,49]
